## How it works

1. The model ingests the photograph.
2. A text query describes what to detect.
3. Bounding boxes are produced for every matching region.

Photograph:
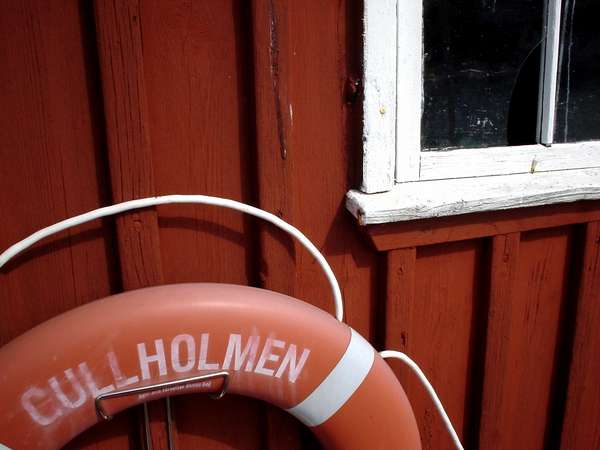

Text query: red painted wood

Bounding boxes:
[478,233,521,450]
[560,221,600,449]
[139,1,263,448]
[387,241,485,450]
[0,0,117,341]
[3,2,600,449]
[251,1,369,448]
[94,0,164,288]
[481,228,573,449]
[0,1,124,449]
[250,1,305,442]
[384,246,417,433]
[385,247,416,362]
[62,412,141,450]
[367,200,600,251]
[94,0,169,447]
[251,0,370,335]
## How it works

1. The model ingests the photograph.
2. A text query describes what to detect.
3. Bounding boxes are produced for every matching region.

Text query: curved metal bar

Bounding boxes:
[95,371,230,421]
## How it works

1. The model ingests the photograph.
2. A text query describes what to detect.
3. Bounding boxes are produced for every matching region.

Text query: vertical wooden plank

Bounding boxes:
[250,0,316,446]
[142,0,257,288]
[385,247,416,359]
[0,0,117,340]
[251,1,372,448]
[478,233,520,450]
[93,0,168,448]
[560,221,600,449]
[94,0,163,286]
[139,0,263,448]
[387,241,484,450]
[0,1,126,449]
[385,247,417,410]
[251,0,372,346]
[479,228,572,450]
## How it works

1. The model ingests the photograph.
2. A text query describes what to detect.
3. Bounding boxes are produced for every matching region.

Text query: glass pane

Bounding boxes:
[554,0,600,143]
[421,0,545,150]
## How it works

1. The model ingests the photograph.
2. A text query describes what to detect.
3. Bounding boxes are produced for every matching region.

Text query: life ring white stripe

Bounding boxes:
[0,444,12,450]
[286,328,375,427]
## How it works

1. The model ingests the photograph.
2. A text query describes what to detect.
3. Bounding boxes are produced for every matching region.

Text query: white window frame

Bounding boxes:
[351,0,600,224]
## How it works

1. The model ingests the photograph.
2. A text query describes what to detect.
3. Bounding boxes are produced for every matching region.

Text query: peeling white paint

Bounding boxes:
[347,167,600,224]
[419,141,600,181]
[362,0,397,193]
[359,0,600,223]
[395,0,422,183]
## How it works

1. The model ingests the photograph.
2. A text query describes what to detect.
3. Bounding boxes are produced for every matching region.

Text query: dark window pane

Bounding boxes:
[554,0,600,143]
[422,0,544,150]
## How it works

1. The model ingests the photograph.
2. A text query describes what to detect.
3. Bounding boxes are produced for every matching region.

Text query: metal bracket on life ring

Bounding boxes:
[95,371,231,421]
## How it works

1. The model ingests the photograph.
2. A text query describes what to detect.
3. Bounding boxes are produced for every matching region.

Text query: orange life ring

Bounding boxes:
[0,283,422,450]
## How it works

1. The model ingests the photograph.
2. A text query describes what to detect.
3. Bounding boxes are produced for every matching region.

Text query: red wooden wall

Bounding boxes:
[1,1,599,449]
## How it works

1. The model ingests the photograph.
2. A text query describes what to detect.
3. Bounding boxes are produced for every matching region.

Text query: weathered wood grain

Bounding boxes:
[386,242,485,450]
[362,0,398,191]
[480,228,573,449]
[94,0,168,447]
[348,168,600,224]
[385,247,416,397]
[394,0,423,183]
[2,2,600,450]
[251,1,371,448]
[478,233,520,450]
[0,1,124,448]
[420,142,600,181]
[365,200,600,251]
[139,0,263,448]
[560,221,600,449]
[94,0,164,288]
[0,0,117,341]
[251,0,326,446]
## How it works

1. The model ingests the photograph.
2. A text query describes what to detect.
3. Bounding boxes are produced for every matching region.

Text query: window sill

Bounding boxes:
[346,167,600,225]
